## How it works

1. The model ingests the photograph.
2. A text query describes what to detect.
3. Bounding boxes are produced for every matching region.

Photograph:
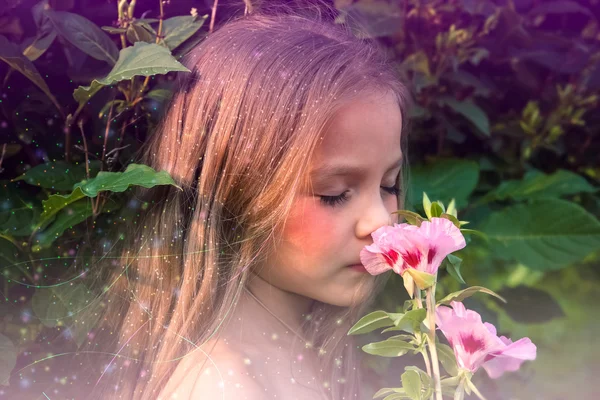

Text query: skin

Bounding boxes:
[247,88,403,332]
[162,89,404,399]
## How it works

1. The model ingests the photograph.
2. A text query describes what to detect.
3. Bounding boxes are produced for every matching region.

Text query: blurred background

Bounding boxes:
[0,0,599,399]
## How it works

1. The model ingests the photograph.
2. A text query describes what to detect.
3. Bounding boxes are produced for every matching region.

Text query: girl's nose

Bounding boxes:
[355,192,394,239]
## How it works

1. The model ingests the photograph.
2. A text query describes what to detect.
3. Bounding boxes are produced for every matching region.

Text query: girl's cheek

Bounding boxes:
[283,199,336,253]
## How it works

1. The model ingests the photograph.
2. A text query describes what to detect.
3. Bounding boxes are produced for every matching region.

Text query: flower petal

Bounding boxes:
[359,247,393,275]
[482,337,536,379]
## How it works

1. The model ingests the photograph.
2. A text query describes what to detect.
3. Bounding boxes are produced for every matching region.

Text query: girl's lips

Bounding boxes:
[347,264,368,273]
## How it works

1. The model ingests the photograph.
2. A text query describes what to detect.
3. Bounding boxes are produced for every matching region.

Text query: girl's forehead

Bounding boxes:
[312,91,403,161]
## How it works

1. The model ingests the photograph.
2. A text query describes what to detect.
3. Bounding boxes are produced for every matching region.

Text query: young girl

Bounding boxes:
[78,3,412,400]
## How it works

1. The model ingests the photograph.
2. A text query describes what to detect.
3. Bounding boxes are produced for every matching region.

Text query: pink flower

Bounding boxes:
[360,217,466,277]
[436,301,537,379]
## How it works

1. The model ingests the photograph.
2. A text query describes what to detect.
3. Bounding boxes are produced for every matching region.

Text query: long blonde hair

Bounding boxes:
[75,3,413,400]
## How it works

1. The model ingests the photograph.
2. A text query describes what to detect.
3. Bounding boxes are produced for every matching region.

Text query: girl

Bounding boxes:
[78,2,412,400]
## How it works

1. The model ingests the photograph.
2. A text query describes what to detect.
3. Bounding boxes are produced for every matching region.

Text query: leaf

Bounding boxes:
[12,161,103,191]
[0,35,62,113]
[101,26,127,34]
[0,333,18,386]
[480,199,600,270]
[22,29,57,61]
[39,164,180,227]
[348,310,396,335]
[437,343,459,376]
[393,210,425,227]
[439,97,490,136]
[445,254,466,284]
[34,196,119,250]
[430,202,444,218]
[336,1,403,39]
[401,369,422,400]
[38,186,86,227]
[160,15,208,50]
[440,213,460,228]
[73,41,190,104]
[126,21,155,45]
[404,366,432,399]
[422,192,432,220]
[362,338,416,357]
[373,388,407,399]
[409,159,480,210]
[393,308,427,334]
[405,269,436,290]
[481,169,598,203]
[44,9,118,65]
[495,285,565,323]
[437,286,506,306]
[446,199,457,218]
[0,182,42,236]
[31,283,94,328]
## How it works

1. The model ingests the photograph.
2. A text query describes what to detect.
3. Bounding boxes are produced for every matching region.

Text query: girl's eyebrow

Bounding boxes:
[310,156,403,179]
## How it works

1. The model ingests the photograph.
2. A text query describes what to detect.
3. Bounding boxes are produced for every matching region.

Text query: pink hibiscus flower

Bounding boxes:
[359,217,466,282]
[436,301,537,379]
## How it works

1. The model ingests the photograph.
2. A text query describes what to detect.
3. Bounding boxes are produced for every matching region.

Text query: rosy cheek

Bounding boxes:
[282,198,334,254]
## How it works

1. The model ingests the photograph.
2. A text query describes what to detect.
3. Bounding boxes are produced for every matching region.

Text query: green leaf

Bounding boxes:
[446,198,457,218]
[481,169,598,203]
[440,213,461,228]
[348,310,396,335]
[495,285,565,323]
[0,333,18,386]
[445,254,466,284]
[0,35,62,113]
[394,210,425,226]
[22,29,57,62]
[373,388,407,399]
[336,1,403,39]
[439,97,490,136]
[31,283,95,328]
[404,366,432,399]
[394,308,427,334]
[437,343,459,376]
[12,161,103,191]
[101,26,127,34]
[39,164,180,227]
[405,269,436,290]
[401,369,422,400]
[0,182,43,236]
[35,196,120,249]
[437,286,506,306]
[422,192,433,220]
[145,88,173,104]
[382,393,412,400]
[126,21,156,44]
[362,338,416,357]
[481,199,600,270]
[44,9,119,65]
[409,159,480,210]
[430,202,444,218]
[38,186,86,227]
[73,41,190,104]
[160,15,208,50]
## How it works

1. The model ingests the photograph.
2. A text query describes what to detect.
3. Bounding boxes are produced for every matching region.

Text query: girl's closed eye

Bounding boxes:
[319,183,402,207]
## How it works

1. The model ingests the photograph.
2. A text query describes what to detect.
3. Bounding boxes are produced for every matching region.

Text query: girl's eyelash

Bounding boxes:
[319,185,402,207]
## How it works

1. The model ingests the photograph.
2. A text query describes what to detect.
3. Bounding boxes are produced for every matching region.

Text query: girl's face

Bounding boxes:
[255,90,403,307]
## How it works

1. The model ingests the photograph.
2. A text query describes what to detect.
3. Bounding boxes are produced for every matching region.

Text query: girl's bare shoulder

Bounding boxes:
[157,340,267,400]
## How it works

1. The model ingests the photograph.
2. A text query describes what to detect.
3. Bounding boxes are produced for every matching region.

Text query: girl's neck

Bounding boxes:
[245,271,316,336]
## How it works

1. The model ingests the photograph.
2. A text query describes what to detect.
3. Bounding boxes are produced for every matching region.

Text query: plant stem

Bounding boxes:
[415,285,432,378]
[426,284,443,400]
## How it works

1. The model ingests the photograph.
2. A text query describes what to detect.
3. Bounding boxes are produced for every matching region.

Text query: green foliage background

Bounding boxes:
[0,0,599,399]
